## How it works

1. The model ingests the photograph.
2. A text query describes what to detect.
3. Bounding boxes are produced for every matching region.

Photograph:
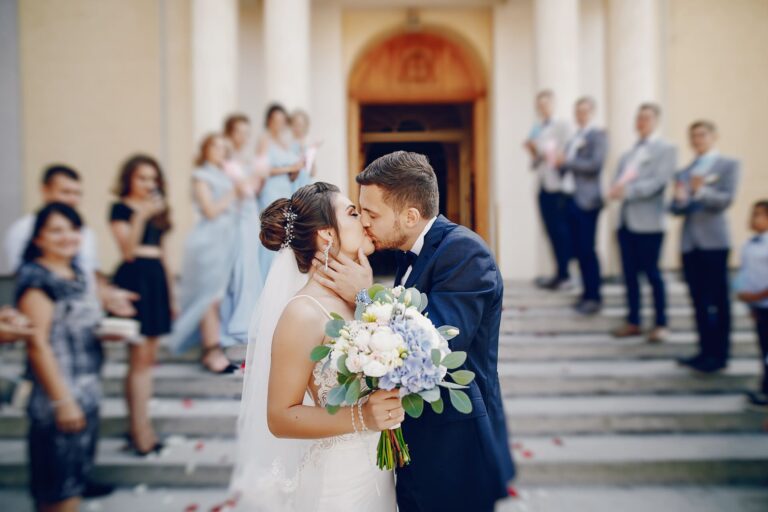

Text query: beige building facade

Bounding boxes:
[3,0,767,279]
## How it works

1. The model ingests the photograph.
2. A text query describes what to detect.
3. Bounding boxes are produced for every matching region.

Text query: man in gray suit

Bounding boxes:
[672,120,740,373]
[609,103,677,343]
[557,97,608,315]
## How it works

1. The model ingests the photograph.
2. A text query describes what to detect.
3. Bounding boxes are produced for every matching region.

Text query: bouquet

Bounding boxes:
[310,284,475,470]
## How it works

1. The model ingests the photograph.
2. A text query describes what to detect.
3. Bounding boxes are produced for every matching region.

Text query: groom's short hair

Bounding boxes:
[356,151,439,218]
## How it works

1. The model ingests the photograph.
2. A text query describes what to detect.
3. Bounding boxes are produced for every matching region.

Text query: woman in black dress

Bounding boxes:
[109,154,174,456]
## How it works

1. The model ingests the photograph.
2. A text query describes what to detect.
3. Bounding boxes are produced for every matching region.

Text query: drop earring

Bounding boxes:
[323,240,333,271]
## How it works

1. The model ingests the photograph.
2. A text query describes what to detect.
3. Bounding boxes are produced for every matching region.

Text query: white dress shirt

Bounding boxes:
[401,217,438,284]
[2,213,100,275]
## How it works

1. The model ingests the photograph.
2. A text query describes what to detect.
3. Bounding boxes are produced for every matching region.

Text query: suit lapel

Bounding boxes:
[404,215,452,288]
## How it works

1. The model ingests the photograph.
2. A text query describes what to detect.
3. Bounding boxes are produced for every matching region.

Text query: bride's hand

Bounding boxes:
[362,390,405,431]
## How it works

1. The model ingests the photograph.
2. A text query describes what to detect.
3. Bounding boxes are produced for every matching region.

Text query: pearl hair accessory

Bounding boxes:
[281,206,298,249]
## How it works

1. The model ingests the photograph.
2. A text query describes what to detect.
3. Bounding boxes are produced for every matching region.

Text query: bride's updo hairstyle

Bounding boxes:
[260,182,341,273]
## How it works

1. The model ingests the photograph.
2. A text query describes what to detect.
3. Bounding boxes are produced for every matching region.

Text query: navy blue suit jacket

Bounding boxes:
[394,215,515,512]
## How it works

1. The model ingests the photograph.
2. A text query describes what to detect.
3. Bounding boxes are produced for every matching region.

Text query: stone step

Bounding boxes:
[1,394,763,439]
[0,332,760,366]
[503,279,690,296]
[497,331,759,361]
[501,305,753,334]
[2,485,767,512]
[0,434,765,487]
[1,359,761,399]
[497,359,761,396]
[497,485,768,512]
[504,394,767,435]
[511,434,768,485]
[503,282,695,308]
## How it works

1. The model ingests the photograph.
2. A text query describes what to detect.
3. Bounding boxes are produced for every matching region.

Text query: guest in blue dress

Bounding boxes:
[171,134,250,374]
[289,109,317,192]
[256,104,304,280]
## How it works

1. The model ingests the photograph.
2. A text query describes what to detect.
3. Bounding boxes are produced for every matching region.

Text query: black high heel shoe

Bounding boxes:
[122,432,165,457]
[200,345,239,375]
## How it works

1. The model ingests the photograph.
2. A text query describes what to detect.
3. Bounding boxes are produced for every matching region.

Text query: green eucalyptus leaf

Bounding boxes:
[310,345,331,362]
[450,370,476,386]
[438,325,460,341]
[448,389,473,414]
[325,404,340,415]
[439,381,469,390]
[354,303,366,321]
[368,284,385,300]
[418,387,441,403]
[419,293,429,313]
[326,385,347,407]
[402,393,425,419]
[430,397,444,414]
[337,354,350,376]
[330,312,344,321]
[324,318,346,338]
[345,378,361,405]
[430,349,442,367]
[373,290,393,303]
[440,351,467,369]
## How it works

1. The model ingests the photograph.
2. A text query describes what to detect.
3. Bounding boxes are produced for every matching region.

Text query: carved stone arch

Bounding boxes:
[349,29,487,103]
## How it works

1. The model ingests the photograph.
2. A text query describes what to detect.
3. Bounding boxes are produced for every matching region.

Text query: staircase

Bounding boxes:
[0,278,767,511]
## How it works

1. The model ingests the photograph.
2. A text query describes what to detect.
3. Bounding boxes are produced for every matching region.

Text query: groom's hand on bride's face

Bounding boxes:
[311,248,373,304]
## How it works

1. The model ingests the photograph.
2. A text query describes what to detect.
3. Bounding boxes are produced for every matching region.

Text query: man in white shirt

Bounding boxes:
[3,165,99,275]
[523,90,574,290]
[3,165,136,316]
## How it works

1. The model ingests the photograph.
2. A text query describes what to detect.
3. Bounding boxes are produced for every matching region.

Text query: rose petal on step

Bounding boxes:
[507,485,519,498]
[512,442,523,450]
[240,361,246,370]
[195,440,205,451]
[552,437,563,446]
[522,450,534,459]
[182,398,194,409]
[184,505,198,512]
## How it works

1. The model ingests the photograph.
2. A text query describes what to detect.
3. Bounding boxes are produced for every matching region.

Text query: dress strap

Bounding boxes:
[289,294,333,319]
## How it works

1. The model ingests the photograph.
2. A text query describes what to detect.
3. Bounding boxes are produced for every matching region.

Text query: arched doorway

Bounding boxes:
[347,29,489,241]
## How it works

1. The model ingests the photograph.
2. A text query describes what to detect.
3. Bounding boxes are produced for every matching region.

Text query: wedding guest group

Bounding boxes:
[522,91,761,388]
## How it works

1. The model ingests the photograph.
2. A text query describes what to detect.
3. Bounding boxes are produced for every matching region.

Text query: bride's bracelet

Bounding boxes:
[357,397,369,433]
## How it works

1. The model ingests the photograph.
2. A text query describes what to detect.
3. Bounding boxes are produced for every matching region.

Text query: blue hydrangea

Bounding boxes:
[379,318,443,394]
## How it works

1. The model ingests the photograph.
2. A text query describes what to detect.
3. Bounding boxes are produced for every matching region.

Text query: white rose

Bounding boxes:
[354,329,371,351]
[369,327,403,352]
[362,360,388,378]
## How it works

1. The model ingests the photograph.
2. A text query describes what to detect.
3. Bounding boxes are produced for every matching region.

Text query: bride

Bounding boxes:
[230,182,403,511]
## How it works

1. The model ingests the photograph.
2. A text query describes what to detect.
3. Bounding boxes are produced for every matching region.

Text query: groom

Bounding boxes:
[313,151,515,511]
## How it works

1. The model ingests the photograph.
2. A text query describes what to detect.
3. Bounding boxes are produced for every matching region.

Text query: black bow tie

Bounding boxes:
[395,251,418,284]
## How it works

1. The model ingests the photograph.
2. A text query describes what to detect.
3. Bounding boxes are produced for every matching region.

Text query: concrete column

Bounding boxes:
[606,0,661,162]
[534,0,580,111]
[192,0,239,142]
[0,0,23,275]
[532,0,579,276]
[263,0,310,111]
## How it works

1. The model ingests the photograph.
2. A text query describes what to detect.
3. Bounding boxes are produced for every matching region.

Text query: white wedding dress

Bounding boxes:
[230,249,396,511]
